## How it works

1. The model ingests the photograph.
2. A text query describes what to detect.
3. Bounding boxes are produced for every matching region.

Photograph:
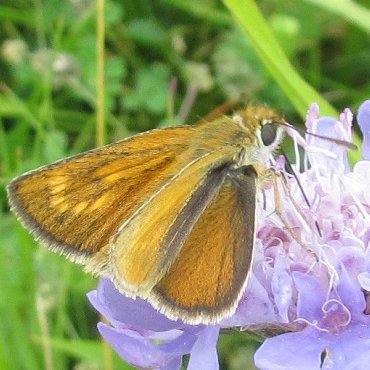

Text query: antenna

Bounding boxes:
[279,122,357,151]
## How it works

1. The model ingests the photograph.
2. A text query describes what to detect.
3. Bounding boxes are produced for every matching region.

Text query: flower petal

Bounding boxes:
[90,279,184,331]
[336,265,366,318]
[293,272,325,322]
[320,324,370,370]
[255,323,370,370]
[255,328,327,370]
[272,269,292,323]
[357,100,370,160]
[221,274,277,327]
[187,326,220,370]
[97,323,185,369]
[309,117,349,172]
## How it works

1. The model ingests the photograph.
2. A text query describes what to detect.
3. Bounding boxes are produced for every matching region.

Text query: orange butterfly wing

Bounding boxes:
[150,166,258,324]
[110,147,238,295]
[7,127,196,263]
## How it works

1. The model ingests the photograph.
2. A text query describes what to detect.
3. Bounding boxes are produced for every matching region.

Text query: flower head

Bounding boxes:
[88,100,370,370]
[255,100,370,369]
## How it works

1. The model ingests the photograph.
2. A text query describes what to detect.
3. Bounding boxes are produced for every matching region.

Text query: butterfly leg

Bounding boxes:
[270,171,319,263]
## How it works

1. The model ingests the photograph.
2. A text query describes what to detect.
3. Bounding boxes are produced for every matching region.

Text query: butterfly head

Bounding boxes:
[233,105,285,166]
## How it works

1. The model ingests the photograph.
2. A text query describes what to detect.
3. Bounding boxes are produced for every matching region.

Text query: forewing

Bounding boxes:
[150,165,258,324]
[7,127,196,264]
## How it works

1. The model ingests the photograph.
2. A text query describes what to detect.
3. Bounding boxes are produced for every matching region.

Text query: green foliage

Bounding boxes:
[0,0,369,369]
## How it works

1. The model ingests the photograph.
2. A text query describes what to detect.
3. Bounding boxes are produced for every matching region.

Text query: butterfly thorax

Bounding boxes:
[188,106,284,173]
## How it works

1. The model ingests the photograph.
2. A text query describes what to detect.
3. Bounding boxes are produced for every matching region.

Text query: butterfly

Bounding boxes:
[7,105,285,324]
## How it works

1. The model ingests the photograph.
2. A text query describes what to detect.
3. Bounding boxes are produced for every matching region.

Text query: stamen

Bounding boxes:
[281,150,322,237]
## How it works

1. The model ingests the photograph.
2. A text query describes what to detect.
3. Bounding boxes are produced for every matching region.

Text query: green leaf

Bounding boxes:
[222,0,337,117]
[44,338,134,369]
[123,63,171,115]
[105,0,124,27]
[212,30,265,99]
[43,130,68,163]
[127,19,166,47]
[301,0,370,35]
[269,14,300,59]
[164,0,232,26]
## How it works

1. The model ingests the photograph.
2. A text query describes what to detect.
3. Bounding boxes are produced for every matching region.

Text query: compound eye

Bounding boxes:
[261,123,278,146]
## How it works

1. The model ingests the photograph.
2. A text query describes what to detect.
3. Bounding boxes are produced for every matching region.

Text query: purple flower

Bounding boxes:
[255,100,370,369]
[358,100,370,160]
[88,279,221,369]
[88,100,370,370]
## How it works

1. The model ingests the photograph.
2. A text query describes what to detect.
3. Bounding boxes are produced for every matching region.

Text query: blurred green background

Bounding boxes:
[0,0,369,369]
